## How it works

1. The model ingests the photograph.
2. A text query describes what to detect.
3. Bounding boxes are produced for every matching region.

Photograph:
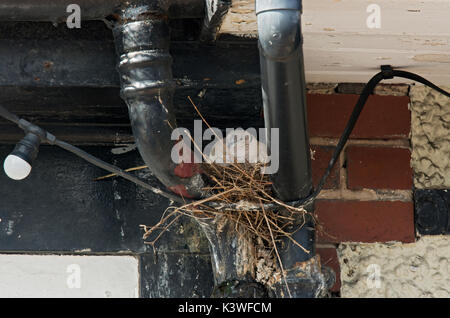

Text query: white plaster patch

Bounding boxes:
[338,236,450,297]
[0,255,139,298]
[410,85,450,188]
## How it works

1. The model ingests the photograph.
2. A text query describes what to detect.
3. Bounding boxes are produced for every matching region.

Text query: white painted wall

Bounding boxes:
[0,255,139,298]
[219,0,450,84]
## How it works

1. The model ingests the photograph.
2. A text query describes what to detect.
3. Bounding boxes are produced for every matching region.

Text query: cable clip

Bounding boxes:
[380,65,394,79]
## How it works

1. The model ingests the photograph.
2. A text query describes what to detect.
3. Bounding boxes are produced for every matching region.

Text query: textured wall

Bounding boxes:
[338,236,450,298]
[410,86,450,189]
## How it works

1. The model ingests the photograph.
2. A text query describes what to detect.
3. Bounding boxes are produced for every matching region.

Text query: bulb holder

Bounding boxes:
[9,132,41,165]
[3,132,41,180]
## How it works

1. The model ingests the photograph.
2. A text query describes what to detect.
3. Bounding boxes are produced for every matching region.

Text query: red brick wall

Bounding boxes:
[307,91,414,293]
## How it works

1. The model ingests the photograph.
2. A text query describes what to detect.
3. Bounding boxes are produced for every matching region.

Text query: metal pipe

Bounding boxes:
[0,0,205,22]
[256,0,331,297]
[112,5,204,198]
[257,0,312,202]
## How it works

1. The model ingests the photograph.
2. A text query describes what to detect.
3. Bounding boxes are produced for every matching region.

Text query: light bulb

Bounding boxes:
[3,132,41,181]
[4,154,32,180]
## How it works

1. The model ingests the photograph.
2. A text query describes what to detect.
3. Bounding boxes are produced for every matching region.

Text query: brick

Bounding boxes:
[315,201,415,243]
[307,94,411,139]
[347,146,412,190]
[311,145,339,189]
[316,247,341,293]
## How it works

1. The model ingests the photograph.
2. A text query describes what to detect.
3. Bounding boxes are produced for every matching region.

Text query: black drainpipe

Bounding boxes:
[112,4,205,199]
[256,0,332,297]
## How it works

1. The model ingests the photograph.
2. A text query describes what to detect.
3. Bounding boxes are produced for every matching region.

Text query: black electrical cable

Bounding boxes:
[0,66,449,210]
[393,70,450,98]
[311,72,385,200]
[54,139,191,204]
[297,66,450,208]
[0,104,190,204]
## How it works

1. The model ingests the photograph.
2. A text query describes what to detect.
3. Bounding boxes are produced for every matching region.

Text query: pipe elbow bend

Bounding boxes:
[257,9,302,60]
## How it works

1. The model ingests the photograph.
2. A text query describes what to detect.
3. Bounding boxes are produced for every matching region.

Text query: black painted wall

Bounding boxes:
[0,21,264,145]
[0,20,261,298]
[0,145,214,297]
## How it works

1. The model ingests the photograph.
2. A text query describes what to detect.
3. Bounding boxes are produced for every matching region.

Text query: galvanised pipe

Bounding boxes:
[0,0,205,22]
[256,0,330,297]
[112,4,204,198]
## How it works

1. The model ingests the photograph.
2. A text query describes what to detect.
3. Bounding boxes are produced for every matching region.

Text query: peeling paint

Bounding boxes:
[413,54,450,63]
[111,144,136,155]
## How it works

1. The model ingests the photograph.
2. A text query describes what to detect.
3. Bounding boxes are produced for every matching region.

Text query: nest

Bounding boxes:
[141,161,312,256]
[141,97,315,258]
[139,97,322,295]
